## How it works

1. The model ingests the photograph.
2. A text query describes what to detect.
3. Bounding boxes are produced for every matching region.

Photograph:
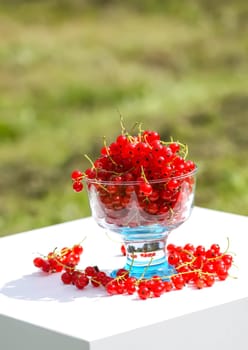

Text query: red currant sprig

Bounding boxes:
[33,243,84,273]
[61,265,113,290]
[167,239,234,288]
[71,170,84,192]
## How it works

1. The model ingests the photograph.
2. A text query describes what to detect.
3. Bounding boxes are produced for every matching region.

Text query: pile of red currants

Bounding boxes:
[71,128,197,227]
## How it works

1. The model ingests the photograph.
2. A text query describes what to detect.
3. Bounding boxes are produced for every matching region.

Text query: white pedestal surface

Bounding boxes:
[0,207,248,350]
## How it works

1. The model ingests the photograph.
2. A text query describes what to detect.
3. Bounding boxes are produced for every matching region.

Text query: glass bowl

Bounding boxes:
[85,168,197,279]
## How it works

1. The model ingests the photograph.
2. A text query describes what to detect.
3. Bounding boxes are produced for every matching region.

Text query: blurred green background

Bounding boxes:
[0,0,247,237]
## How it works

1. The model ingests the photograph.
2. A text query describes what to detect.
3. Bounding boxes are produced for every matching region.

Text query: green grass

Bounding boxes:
[0,1,248,236]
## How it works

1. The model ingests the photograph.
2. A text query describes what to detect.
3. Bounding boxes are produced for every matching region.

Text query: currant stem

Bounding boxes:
[118,111,127,135]
[104,231,124,244]
[208,237,231,262]
[84,154,96,169]
[138,257,154,281]
[175,249,197,270]
[140,166,149,184]
[142,133,153,149]
[161,140,189,159]
[127,253,135,273]
[103,136,118,166]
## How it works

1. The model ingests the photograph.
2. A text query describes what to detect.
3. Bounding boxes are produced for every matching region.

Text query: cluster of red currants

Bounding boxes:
[60,265,113,290]
[71,128,197,224]
[33,244,83,273]
[33,240,234,300]
[72,129,196,191]
[110,241,234,299]
[167,242,233,289]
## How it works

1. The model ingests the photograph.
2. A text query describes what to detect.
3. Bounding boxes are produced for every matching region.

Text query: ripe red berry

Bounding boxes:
[73,244,83,255]
[169,142,180,153]
[183,243,195,253]
[142,130,160,143]
[163,280,173,292]
[41,260,51,273]
[167,243,176,253]
[33,257,45,268]
[121,244,126,256]
[204,274,215,287]
[222,254,233,269]
[72,181,83,192]
[217,270,228,281]
[116,268,129,279]
[126,283,136,295]
[138,285,150,300]
[171,275,185,290]
[139,182,153,197]
[75,274,89,289]
[61,271,73,284]
[168,252,180,266]
[85,266,97,277]
[71,170,83,180]
[167,179,179,191]
[105,280,118,295]
[210,243,220,254]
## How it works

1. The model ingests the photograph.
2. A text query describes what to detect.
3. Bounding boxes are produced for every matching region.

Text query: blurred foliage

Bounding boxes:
[0,0,247,236]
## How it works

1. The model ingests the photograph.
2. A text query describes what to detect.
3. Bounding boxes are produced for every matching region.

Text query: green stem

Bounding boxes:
[138,257,154,281]
[84,154,96,169]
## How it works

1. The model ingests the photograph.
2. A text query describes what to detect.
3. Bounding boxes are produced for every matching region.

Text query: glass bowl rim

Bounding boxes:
[84,166,198,186]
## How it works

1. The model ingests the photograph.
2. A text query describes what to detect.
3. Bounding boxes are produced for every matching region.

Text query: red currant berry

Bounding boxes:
[168,252,180,266]
[33,257,45,268]
[139,182,153,197]
[194,276,205,289]
[171,275,185,290]
[85,266,97,277]
[222,254,233,269]
[72,244,83,255]
[72,181,83,192]
[204,274,215,287]
[121,244,126,256]
[126,283,136,295]
[105,280,118,295]
[183,243,195,254]
[41,260,51,273]
[137,285,150,300]
[61,271,73,284]
[142,130,160,143]
[217,269,228,281]
[163,280,173,292]
[167,179,179,191]
[169,142,180,153]
[71,170,83,180]
[210,243,220,254]
[91,277,101,287]
[116,268,129,279]
[75,274,89,289]
[167,243,176,253]
[195,245,206,257]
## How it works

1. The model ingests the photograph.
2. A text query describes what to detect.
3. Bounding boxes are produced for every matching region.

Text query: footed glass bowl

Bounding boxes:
[85,168,197,279]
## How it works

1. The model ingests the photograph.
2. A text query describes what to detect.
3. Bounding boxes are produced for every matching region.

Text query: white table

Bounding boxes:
[0,207,248,350]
